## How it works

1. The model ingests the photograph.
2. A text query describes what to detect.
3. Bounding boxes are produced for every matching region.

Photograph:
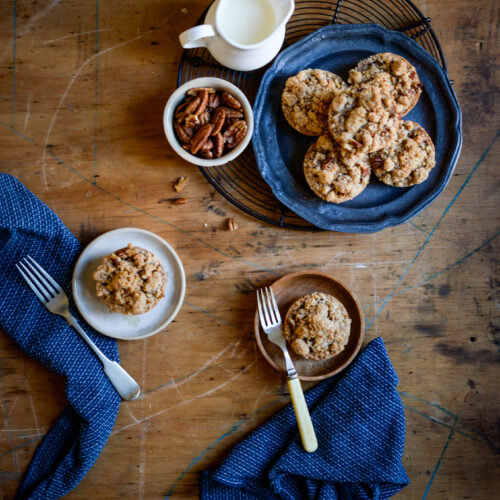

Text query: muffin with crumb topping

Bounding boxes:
[284,292,351,360]
[93,243,166,315]
[281,68,347,136]
[348,52,422,115]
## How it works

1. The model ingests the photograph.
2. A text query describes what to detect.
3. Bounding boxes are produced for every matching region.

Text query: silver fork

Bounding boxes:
[257,287,317,452]
[16,256,141,401]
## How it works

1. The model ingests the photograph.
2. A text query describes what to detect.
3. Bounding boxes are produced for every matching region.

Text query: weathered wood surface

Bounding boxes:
[0,0,498,498]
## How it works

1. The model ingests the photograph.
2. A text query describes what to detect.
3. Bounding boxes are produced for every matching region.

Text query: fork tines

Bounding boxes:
[16,256,61,303]
[257,287,281,328]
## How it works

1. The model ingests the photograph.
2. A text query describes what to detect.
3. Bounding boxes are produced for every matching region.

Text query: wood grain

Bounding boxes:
[0,0,499,499]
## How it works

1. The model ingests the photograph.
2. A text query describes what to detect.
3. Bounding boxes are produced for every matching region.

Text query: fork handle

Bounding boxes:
[66,314,141,401]
[287,377,318,453]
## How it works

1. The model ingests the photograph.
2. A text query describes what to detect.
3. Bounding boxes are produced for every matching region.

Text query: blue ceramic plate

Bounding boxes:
[252,24,462,232]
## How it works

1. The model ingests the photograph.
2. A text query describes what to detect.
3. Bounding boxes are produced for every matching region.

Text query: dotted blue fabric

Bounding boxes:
[200,337,410,500]
[0,174,121,499]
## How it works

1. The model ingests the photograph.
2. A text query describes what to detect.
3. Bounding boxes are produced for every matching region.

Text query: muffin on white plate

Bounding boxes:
[93,243,166,315]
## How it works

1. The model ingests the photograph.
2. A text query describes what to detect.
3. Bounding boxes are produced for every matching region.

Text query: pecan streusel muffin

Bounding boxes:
[370,120,436,187]
[348,52,422,115]
[327,73,401,154]
[303,134,371,203]
[284,292,351,360]
[281,69,347,136]
[93,243,166,315]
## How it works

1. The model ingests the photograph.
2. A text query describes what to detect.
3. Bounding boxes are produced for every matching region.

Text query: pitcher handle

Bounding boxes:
[179,25,216,49]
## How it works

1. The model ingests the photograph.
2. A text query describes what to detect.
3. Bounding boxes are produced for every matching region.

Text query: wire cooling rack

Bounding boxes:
[177,0,447,230]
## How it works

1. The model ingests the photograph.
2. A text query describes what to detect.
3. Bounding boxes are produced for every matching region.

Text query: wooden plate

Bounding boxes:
[254,271,364,381]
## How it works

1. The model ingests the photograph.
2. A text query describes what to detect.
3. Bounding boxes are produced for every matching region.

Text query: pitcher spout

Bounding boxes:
[273,0,295,30]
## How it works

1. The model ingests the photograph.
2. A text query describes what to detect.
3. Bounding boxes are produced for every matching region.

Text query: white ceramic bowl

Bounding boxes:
[163,77,254,167]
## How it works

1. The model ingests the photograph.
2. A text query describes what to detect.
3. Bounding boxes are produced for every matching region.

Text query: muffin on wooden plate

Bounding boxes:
[284,291,351,360]
[93,243,166,315]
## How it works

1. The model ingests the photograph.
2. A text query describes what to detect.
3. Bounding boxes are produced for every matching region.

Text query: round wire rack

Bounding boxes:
[178,0,447,230]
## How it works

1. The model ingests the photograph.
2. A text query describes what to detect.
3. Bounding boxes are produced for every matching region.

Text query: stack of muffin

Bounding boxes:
[281,53,436,203]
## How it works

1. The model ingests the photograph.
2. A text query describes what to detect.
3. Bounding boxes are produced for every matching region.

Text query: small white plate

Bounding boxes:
[72,228,186,340]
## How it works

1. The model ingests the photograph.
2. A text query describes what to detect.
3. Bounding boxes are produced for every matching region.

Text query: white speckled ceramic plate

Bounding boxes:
[72,228,185,340]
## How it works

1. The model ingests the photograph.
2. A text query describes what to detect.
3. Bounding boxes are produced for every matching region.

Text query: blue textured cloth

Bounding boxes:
[200,337,410,499]
[0,174,121,499]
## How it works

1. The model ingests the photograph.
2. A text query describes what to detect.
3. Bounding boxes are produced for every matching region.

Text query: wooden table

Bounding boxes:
[0,0,498,498]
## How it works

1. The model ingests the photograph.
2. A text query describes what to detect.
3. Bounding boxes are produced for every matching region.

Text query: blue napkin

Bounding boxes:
[200,337,410,499]
[0,174,121,499]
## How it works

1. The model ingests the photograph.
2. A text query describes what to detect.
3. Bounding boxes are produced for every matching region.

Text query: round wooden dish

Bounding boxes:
[254,271,364,381]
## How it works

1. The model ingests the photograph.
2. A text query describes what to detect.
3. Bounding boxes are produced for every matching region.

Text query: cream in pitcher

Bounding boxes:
[179,0,294,71]
[220,0,277,45]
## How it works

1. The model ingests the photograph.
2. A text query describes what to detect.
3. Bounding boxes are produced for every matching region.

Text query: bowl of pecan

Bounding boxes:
[163,77,254,167]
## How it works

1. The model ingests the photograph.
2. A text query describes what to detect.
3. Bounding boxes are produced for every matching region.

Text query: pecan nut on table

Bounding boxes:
[173,87,248,159]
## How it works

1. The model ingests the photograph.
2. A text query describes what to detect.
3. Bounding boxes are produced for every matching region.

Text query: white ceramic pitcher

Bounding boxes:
[179,0,294,72]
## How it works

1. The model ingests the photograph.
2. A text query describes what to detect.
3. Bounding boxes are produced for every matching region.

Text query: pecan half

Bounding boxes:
[370,156,383,167]
[200,138,214,152]
[190,123,213,154]
[225,218,238,231]
[173,176,189,192]
[213,132,224,158]
[198,111,211,126]
[223,120,248,149]
[183,97,201,117]
[221,91,242,110]
[193,88,209,116]
[207,92,220,110]
[210,107,226,136]
[174,100,189,122]
[187,87,216,96]
[321,155,335,170]
[184,114,200,129]
[220,106,244,119]
[225,117,238,127]
[172,197,188,205]
[174,122,193,144]
[200,149,214,159]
